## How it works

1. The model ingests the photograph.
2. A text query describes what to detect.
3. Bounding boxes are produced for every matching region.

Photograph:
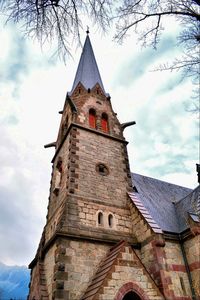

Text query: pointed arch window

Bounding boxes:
[62,115,69,137]
[89,109,96,129]
[108,214,114,228]
[101,113,109,133]
[98,212,103,226]
[54,158,62,196]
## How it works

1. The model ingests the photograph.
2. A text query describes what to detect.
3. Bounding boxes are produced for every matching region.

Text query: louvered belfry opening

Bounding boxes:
[89,108,96,129]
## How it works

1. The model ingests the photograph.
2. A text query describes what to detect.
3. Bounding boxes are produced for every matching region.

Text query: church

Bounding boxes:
[28,32,200,300]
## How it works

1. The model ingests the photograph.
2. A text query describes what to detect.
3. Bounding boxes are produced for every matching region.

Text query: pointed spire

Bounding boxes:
[70,33,106,95]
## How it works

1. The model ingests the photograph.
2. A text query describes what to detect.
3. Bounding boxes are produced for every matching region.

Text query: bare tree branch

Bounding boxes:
[0,0,199,103]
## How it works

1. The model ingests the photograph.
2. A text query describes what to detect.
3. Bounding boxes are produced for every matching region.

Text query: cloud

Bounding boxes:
[0,20,69,266]
[0,123,51,265]
[116,64,199,190]
[114,35,178,88]
[0,28,28,84]
[0,15,198,269]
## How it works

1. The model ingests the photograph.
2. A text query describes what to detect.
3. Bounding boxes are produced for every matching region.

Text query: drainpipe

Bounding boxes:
[180,241,196,300]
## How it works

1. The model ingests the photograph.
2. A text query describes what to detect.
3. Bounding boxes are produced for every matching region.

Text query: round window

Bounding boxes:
[96,163,109,176]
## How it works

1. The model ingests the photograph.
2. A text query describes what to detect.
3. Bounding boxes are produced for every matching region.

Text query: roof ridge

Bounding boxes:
[132,172,192,190]
[175,184,200,204]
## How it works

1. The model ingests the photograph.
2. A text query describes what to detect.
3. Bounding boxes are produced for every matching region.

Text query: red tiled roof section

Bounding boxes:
[128,192,163,234]
[81,240,126,300]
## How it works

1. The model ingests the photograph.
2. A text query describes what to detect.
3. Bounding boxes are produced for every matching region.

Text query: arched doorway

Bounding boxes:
[122,291,142,300]
[114,282,150,300]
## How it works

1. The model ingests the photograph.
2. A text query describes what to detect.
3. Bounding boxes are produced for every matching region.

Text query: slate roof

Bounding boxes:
[128,192,163,234]
[70,34,106,95]
[131,173,199,233]
[175,185,200,231]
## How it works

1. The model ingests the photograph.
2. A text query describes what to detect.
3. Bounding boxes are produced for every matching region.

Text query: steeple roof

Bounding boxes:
[70,33,106,95]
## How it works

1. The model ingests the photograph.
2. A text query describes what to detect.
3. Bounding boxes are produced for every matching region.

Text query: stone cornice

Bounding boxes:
[29,231,141,269]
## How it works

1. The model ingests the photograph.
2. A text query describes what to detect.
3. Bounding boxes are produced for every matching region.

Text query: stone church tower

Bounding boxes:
[28,33,200,300]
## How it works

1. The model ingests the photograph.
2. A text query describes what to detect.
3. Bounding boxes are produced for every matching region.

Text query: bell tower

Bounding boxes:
[28,33,136,300]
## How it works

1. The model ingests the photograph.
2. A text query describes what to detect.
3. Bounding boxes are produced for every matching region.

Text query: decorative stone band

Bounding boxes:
[114,282,150,300]
[189,261,200,272]
[128,192,163,234]
[170,264,187,272]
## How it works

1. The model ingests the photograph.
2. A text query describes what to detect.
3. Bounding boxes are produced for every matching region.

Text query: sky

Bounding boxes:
[0,15,199,267]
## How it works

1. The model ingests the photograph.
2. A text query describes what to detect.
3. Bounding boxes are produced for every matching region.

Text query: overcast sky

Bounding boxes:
[0,15,199,267]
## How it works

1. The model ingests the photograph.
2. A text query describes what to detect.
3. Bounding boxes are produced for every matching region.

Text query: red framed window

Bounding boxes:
[89,109,96,129]
[101,113,108,133]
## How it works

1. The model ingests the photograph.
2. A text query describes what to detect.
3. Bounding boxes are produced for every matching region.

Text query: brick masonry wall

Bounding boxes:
[184,235,200,297]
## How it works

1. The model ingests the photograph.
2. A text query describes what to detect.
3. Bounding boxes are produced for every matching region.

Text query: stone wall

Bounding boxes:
[71,85,123,140]
[184,235,200,297]
[140,239,193,299]
[165,241,192,298]
[76,197,132,233]
[74,128,130,207]
[28,264,41,300]
[53,239,109,299]
[47,135,70,220]
[128,197,195,299]
[44,244,57,299]
[56,101,74,147]
[96,245,164,300]
[128,200,152,243]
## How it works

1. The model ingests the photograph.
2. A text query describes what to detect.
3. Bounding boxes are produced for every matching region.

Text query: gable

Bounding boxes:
[175,185,200,231]
[81,241,164,300]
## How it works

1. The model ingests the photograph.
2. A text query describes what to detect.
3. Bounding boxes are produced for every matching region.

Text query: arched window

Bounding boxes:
[108,214,114,228]
[89,109,96,129]
[62,115,69,137]
[98,212,103,226]
[54,158,62,195]
[101,113,108,133]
